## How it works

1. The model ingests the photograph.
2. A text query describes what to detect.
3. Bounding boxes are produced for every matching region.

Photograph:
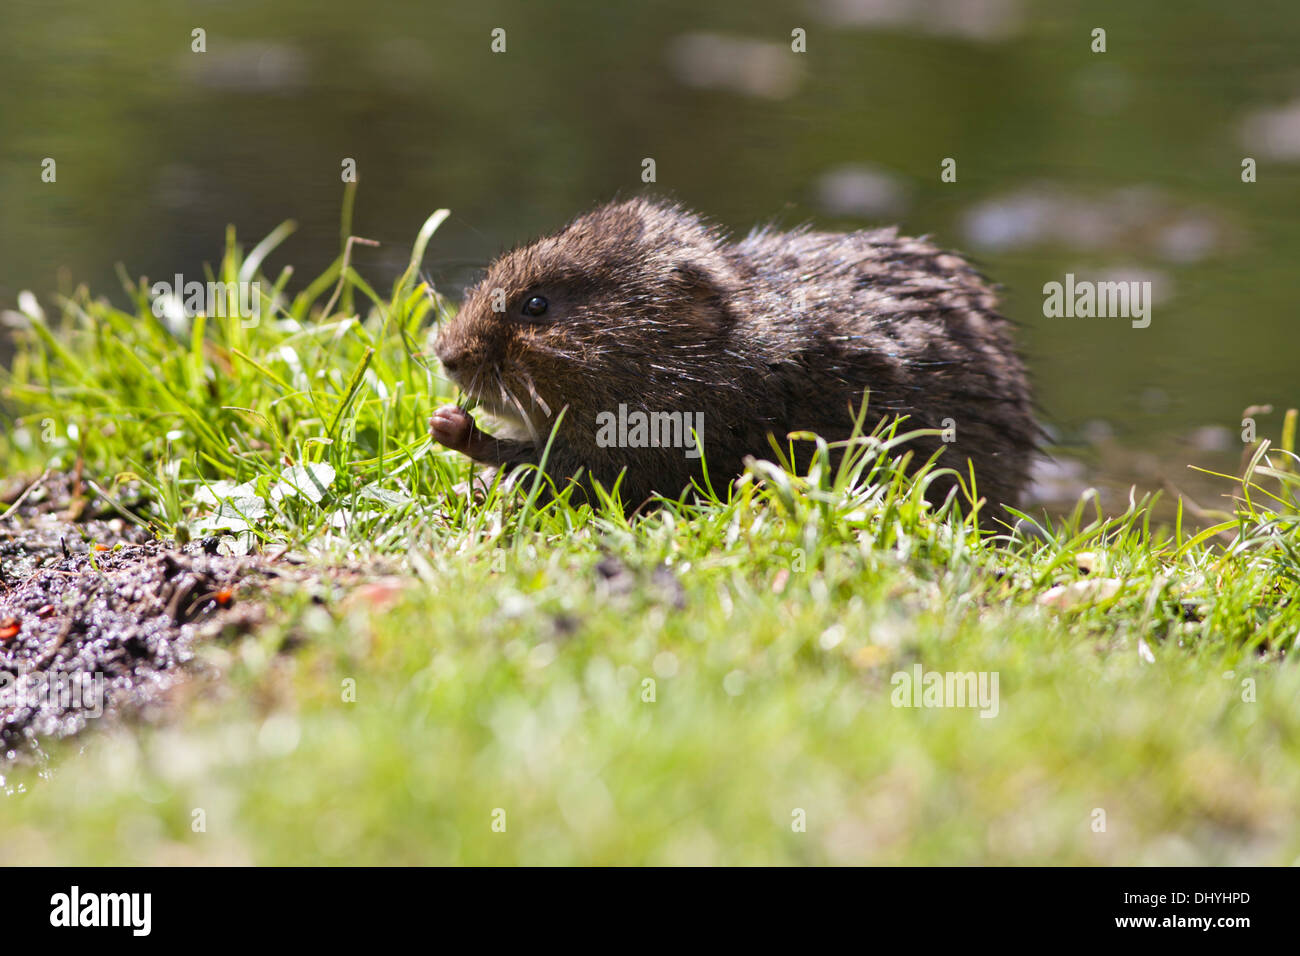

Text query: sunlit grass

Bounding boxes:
[0,196,1297,864]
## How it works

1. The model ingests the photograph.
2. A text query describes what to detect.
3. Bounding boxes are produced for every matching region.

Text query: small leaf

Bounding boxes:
[358,485,413,509]
[271,462,336,503]
[194,481,257,507]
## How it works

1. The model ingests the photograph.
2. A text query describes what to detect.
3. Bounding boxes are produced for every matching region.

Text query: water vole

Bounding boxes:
[430,198,1036,522]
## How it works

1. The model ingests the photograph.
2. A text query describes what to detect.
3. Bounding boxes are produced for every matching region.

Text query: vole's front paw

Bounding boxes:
[430,404,474,452]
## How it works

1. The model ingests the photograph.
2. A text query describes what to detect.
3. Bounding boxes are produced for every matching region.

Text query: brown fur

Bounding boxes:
[431,198,1037,523]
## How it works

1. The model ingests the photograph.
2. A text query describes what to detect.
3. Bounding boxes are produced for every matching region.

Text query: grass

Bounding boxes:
[1,196,1298,864]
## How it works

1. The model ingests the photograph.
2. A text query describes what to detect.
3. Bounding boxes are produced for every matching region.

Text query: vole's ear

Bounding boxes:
[670,260,735,331]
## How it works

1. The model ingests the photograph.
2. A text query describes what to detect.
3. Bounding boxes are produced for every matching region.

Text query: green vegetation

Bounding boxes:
[1,210,1297,864]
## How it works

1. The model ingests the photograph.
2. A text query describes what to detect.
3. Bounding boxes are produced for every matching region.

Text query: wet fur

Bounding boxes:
[433,198,1037,523]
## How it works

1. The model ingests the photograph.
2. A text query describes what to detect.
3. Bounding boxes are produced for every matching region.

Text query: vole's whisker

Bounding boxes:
[498,372,541,445]
[517,367,552,418]
[517,342,567,360]
[459,366,491,412]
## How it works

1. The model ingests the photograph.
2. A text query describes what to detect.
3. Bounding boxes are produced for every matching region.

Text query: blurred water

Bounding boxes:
[2,0,1297,510]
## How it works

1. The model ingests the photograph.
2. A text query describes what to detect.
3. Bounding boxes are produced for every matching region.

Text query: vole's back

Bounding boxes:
[714,225,1036,519]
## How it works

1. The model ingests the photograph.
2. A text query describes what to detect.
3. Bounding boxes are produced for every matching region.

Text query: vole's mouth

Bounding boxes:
[453,367,552,434]
[465,389,520,423]
[441,364,488,406]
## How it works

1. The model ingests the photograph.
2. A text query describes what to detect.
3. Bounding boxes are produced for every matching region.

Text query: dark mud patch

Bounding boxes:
[0,473,267,766]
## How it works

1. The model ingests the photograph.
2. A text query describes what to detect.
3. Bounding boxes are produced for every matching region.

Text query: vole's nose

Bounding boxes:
[435,337,466,376]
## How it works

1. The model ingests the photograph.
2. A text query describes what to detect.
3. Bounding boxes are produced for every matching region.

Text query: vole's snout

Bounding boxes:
[434,334,468,378]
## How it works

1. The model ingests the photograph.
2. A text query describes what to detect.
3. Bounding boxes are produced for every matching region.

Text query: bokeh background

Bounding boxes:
[3,0,1298,511]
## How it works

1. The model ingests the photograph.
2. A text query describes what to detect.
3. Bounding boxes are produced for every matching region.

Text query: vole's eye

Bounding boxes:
[521,295,549,318]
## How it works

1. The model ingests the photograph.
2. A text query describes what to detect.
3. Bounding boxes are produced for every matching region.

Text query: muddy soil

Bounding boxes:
[0,472,264,764]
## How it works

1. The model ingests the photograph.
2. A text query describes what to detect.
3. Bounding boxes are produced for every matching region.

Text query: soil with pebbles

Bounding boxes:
[0,472,266,764]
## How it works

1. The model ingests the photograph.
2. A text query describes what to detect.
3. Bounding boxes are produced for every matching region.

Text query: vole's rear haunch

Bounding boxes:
[431,198,1037,523]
